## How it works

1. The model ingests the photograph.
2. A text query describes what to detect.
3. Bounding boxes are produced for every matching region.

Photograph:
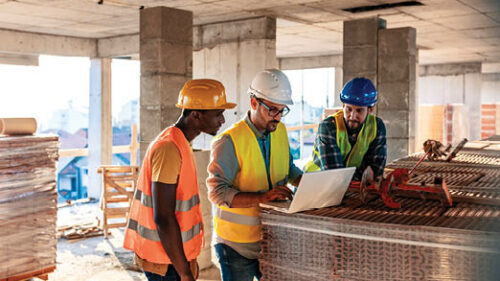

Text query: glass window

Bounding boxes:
[283,68,336,162]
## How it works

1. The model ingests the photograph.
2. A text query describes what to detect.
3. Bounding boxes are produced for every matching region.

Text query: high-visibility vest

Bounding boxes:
[213,120,289,243]
[123,126,204,264]
[304,110,377,172]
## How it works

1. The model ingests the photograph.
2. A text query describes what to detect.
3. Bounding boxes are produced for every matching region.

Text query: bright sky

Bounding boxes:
[0,55,139,132]
[0,55,335,134]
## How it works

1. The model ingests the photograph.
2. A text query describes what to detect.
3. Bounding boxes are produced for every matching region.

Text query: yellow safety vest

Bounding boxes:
[213,119,289,243]
[304,110,377,172]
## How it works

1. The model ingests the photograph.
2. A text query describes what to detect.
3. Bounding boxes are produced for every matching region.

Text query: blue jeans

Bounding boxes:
[214,243,262,281]
[144,265,180,281]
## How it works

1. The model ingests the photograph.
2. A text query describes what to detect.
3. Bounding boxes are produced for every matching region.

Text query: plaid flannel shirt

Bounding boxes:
[310,115,387,180]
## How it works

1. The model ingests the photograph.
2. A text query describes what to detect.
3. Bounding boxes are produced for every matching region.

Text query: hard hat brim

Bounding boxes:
[175,102,237,110]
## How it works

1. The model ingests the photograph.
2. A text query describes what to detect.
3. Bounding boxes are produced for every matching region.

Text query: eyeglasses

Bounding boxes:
[256,98,290,117]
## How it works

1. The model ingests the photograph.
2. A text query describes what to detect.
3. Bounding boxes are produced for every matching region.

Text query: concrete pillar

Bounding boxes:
[193,150,212,270]
[334,67,343,107]
[193,17,277,149]
[343,17,417,161]
[139,7,193,161]
[378,27,417,161]
[343,17,386,86]
[88,58,112,199]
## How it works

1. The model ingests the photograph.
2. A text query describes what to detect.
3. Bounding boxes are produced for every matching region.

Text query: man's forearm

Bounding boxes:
[156,216,192,278]
[229,192,263,208]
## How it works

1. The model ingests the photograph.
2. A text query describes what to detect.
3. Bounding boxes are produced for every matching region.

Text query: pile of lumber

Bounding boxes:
[57,221,106,240]
[0,135,58,280]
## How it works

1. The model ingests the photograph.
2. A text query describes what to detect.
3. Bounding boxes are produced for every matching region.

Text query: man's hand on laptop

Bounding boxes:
[260,186,293,202]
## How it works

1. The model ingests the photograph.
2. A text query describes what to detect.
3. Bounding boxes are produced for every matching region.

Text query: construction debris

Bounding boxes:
[0,135,58,280]
[57,220,108,240]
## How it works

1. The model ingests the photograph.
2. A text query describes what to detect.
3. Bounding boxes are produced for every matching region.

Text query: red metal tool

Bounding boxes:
[347,139,464,209]
[349,168,452,209]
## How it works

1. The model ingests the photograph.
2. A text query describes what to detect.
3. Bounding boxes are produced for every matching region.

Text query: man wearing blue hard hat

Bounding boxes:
[304,77,387,183]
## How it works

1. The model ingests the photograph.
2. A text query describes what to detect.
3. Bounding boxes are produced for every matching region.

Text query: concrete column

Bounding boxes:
[343,17,386,86]
[88,58,112,199]
[378,27,417,161]
[193,17,277,149]
[139,7,193,161]
[343,17,417,161]
[334,67,343,107]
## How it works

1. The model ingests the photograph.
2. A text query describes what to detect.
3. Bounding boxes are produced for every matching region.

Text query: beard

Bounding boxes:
[346,120,361,130]
[265,120,280,134]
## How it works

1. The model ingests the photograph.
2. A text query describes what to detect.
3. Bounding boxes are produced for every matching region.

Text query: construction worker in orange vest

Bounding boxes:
[124,79,236,281]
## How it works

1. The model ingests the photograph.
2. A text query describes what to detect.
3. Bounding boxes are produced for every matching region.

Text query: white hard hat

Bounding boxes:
[247,69,293,105]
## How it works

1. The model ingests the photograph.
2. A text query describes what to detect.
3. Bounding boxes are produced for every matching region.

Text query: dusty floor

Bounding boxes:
[45,203,221,281]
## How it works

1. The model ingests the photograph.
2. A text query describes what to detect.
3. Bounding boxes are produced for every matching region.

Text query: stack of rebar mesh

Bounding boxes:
[260,139,500,281]
[0,135,59,280]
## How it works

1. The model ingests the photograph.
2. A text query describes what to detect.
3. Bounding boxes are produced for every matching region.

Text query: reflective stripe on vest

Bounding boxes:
[214,208,260,226]
[123,126,204,264]
[127,219,202,243]
[305,111,377,172]
[212,120,289,243]
[134,189,200,212]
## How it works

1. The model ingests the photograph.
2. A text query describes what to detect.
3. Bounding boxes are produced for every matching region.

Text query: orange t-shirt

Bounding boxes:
[151,141,181,184]
[137,141,181,275]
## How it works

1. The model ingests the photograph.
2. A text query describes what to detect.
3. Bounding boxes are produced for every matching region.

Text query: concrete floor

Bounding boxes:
[48,204,220,281]
[48,228,221,281]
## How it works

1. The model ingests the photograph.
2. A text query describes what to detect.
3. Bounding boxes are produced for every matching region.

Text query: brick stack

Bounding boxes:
[481,104,499,139]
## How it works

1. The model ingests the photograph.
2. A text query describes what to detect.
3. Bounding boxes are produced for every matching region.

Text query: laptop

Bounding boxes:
[260,167,356,213]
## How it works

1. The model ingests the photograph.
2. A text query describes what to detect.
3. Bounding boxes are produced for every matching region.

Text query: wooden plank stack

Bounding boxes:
[98,165,139,238]
[0,135,58,280]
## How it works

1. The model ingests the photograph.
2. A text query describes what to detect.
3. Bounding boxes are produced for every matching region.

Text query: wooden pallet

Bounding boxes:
[1,266,55,281]
[98,165,139,238]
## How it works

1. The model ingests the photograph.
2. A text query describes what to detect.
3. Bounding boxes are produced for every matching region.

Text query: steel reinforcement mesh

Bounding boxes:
[260,208,500,281]
[259,140,500,280]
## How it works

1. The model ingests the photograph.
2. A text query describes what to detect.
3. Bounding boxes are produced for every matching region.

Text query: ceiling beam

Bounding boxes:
[97,34,139,58]
[279,54,342,70]
[0,28,96,57]
[0,53,39,66]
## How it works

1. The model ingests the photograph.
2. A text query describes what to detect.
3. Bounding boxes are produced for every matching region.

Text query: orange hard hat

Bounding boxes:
[176,79,236,110]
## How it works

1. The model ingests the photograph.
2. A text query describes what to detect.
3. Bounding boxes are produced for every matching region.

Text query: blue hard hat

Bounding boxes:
[340,77,377,107]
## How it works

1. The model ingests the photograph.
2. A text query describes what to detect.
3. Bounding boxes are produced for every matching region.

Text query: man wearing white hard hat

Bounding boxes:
[207,69,302,281]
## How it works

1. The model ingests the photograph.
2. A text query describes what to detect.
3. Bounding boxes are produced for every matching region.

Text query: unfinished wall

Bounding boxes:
[193,150,212,270]
[482,73,500,103]
[418,62,482,142]
[192,17,277,149]
[416,105,444,151]
[481,73,500,138]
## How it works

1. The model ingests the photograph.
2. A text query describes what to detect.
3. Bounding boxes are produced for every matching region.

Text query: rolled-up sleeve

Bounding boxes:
[288,152,303,183]
[206,135,240,207]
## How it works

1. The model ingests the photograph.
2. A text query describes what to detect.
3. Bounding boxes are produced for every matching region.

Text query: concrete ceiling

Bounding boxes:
[0,0,499,64]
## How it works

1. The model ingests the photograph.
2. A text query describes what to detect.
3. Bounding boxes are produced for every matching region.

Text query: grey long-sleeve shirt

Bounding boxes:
[207,114,303,259]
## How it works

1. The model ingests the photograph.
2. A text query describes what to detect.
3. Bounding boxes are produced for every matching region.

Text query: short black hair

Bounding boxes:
[182,109,206,117]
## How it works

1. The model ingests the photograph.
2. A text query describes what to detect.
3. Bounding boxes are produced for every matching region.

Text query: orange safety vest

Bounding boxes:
[123,126,204,264]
